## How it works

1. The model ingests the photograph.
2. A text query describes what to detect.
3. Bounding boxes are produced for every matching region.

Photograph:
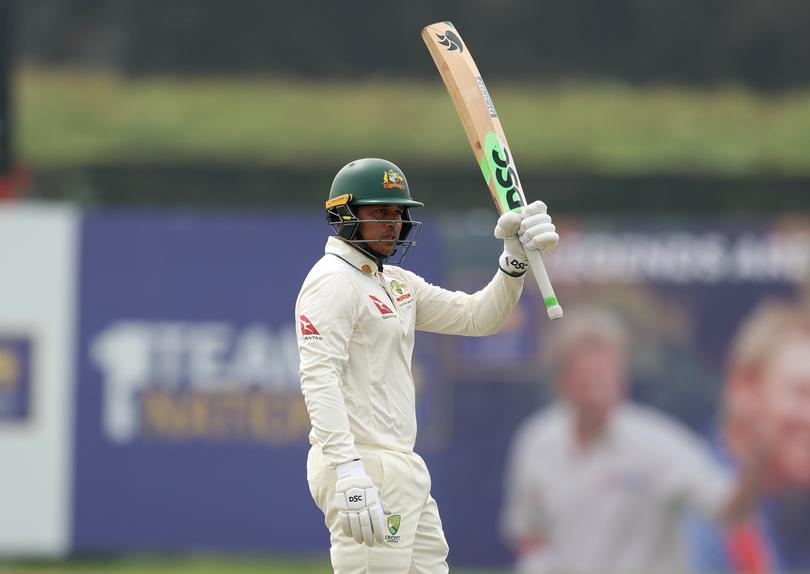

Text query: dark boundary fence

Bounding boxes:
[29,164,810,215]
[0,0,12,176]
[18,0,810,90]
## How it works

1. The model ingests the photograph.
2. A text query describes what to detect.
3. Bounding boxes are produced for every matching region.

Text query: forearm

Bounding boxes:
[468,270,525,335]
[300,368,359,466]
[415,269,524,335]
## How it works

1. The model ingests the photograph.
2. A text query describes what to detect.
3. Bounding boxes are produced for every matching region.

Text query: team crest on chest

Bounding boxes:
[390,279,412,303]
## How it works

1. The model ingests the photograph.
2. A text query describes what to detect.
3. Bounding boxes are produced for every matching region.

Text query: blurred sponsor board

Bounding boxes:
[71,211,443,553]
[91,320,303,445]
[0,334,32,422]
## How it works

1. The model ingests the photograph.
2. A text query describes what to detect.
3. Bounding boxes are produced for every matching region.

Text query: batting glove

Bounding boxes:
[334,460,387,546]
[495,209,529,277]
[519,201,559,255]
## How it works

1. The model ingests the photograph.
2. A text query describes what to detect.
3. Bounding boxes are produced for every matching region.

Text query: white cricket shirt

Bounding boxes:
[501,403,732,574]
[296,236,524,467]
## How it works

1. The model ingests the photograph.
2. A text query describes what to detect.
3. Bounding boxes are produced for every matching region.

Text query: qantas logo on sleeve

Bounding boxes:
[368,295,393,315]
[299,315,320,336]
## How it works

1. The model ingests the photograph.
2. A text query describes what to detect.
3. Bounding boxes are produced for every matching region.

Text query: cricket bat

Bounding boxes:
[421,21,563,320]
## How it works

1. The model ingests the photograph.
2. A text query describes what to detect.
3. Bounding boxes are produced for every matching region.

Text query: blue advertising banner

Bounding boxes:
[72,210,444,553]
[433,216,810,567]
[70,210,810,569]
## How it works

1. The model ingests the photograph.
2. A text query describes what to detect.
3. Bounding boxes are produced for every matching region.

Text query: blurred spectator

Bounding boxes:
[499,307,767,574]
[693,300,810,573]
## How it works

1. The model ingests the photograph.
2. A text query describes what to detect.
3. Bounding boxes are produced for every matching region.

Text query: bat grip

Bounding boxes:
[525,248,563,320]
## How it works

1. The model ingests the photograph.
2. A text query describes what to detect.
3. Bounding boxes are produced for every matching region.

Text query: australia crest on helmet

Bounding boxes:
[383,170,406,190]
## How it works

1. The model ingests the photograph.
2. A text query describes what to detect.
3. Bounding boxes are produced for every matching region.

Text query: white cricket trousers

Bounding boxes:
[307,443,450,573]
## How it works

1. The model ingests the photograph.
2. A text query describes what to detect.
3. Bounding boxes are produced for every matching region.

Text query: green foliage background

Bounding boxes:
[18,69,810,176]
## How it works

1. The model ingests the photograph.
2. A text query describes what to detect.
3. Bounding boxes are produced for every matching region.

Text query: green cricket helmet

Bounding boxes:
[325,158,424,264]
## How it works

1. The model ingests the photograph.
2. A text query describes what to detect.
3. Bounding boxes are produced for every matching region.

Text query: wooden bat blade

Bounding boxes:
[421,21,529,216]
[421,22,512,212]
[422,21,563,320]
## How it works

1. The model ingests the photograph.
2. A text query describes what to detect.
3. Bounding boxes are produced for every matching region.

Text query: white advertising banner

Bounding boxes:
[0,202,78,555]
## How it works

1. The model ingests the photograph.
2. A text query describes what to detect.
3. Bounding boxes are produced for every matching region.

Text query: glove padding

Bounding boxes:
[494,210,529,277]
[334,463,386,546]
[519,201,558,255]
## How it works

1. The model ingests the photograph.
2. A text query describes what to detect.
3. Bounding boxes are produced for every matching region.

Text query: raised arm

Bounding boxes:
[410,201,558,336]
[410,269,524,336]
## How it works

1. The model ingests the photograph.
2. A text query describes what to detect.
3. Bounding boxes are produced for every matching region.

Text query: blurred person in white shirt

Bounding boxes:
[500,306,768,574]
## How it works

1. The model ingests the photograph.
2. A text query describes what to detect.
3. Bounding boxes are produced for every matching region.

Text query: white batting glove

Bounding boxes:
[519,201,559,255]
[495,210,529,277]
[334,460,386,546]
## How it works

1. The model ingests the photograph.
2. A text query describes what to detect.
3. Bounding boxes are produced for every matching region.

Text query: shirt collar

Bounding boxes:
[559,401,625,453]
[325,236,380,275]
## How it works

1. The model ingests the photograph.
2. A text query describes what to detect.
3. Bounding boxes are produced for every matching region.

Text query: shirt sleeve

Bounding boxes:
[500,419,549,545]
[404,268,524,336]
[656,425,732,519]
[295,270,360,467]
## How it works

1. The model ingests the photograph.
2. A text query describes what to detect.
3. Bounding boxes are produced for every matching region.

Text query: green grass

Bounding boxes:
[16,68,810,175]
[0,556,507,574]
[0,556,330,574]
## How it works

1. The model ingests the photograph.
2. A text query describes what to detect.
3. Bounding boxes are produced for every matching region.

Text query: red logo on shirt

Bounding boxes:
[369,295,393,315]
[299,315,320,335]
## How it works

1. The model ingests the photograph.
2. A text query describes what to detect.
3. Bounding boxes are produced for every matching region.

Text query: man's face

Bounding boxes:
[355,204,404,257]
[750,334,810,487]
[558,343,627,427]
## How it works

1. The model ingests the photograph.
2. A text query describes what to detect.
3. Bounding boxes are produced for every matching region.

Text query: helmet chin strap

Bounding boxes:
[349,230,390,271]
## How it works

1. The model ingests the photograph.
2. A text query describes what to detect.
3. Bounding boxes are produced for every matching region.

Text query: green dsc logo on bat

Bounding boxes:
[480,131,526,212]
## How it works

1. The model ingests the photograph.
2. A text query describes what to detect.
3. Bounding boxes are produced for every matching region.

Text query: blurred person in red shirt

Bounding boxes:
[694,300,810,573]
[500,306,767,574]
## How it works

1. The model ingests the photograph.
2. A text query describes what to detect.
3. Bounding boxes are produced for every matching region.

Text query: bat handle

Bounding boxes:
[525,248,563,320]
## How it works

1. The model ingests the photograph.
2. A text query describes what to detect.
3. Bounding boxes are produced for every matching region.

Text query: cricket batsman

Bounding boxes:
[295,158,559,573]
